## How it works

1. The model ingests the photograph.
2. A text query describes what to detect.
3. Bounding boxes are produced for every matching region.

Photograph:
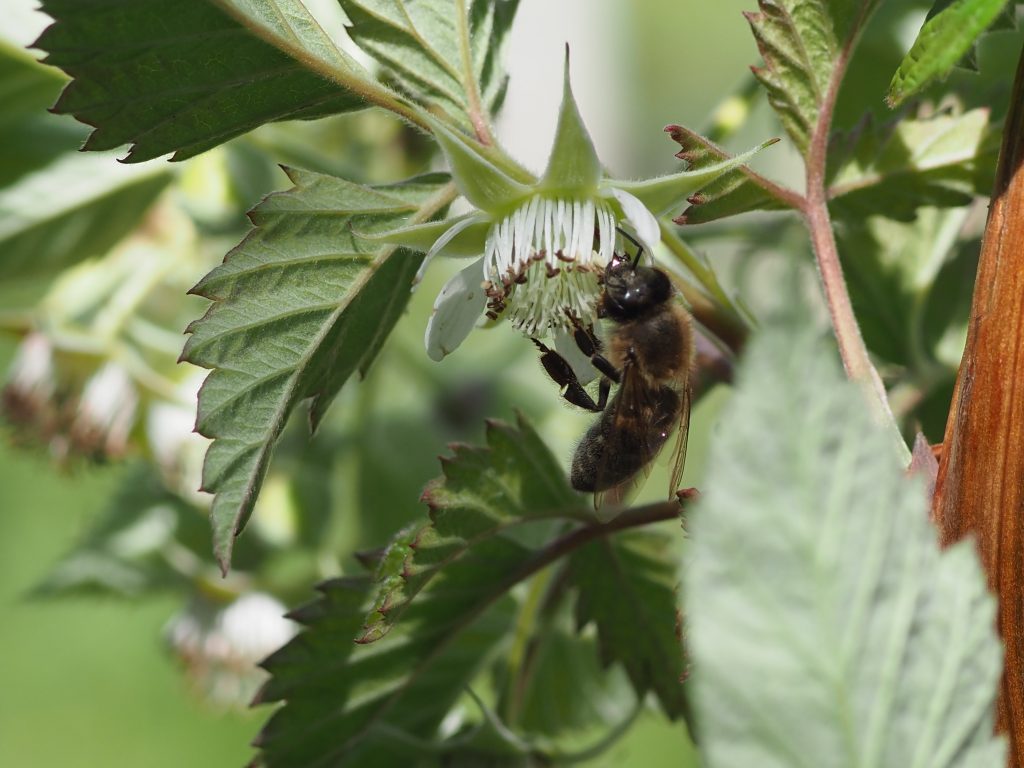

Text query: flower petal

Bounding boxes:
[607,187,660,255]
[608,138,778,216]
[424,257,487,361]
[415,213,490,284]
[540,47,602,194]
[426,115,533,213]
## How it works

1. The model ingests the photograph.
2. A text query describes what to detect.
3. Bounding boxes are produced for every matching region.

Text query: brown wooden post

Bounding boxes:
[933,39,1024,766]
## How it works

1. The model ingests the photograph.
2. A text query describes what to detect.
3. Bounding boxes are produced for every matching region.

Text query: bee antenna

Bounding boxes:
[615,226,645,267]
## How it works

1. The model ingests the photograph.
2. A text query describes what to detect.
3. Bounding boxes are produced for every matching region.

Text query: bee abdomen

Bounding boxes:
[570,387,680,493]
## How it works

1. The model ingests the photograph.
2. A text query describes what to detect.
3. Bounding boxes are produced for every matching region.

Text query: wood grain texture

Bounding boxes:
[933,38,1024,765]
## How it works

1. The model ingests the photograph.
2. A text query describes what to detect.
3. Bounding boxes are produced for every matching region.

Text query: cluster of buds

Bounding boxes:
[2,333,139,463]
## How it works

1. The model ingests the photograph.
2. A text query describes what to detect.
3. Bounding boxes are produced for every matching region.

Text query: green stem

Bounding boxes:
[454,0,494,146]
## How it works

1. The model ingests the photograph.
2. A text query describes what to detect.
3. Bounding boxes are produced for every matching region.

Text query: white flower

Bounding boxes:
[361,52,774,361]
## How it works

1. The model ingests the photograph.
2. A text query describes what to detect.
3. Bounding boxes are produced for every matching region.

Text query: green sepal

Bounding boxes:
[539,48,602,193]
[426,115,532,212]
[356,213,490,258]
[608,138,778,217]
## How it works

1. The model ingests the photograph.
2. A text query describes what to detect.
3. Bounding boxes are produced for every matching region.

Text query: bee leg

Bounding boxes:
[532,339,603,412]
[567,321,622,384]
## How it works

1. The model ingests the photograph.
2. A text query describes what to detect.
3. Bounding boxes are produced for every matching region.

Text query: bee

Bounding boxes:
[533,237,694,503]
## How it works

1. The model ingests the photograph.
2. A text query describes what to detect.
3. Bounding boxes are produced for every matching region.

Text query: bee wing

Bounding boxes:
[591,365,674,517]
[667,383,692,498]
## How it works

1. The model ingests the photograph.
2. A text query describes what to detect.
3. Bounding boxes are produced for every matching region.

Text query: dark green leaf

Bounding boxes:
[836,206,970,367]
[181,168,452,572]
[255,415,580,767]
[828,108,998,220]
[339,0,521,131]
[888,0,1015,107]
[36,0,375,162]
[687,322,1005,767]
[255,576,516,767]
[359,415,579,643]
[570,529,690,721]
[745,0,882,154]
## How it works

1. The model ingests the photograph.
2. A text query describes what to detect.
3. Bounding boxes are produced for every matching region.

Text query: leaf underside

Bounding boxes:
[36,0,365,162]
[339,0,521,130]
[745,0,880,155]
[687,321,1005,767]
[181,168,450,572]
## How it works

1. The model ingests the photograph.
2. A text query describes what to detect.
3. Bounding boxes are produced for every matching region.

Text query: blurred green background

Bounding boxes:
[4,0,1011,765]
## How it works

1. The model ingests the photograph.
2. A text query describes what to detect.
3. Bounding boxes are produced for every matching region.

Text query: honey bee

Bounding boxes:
[533,238,694,503]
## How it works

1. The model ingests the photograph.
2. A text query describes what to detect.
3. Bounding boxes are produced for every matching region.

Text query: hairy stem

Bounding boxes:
[799,4,906,460]
[454,0,494,145]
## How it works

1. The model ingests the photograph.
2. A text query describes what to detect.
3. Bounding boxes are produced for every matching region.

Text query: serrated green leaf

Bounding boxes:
[888,0,1014,107]
[499,622,634,738]
[687,322,1005,767]
[256,574,516,767]
[828,108,998,220]
[609,139,778,218]
[0,152,171,281]
[36,0,380,162]
[745,0,881,154]
[570,530,689,722]
[340,0,521,131]
[181,168,453,573]
[360,415,580,643]
[667,125,792,225]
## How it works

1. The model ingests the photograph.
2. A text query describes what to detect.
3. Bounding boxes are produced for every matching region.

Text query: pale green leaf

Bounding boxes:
[339,0,521,130]
[828,108,998,219]
[181,168,452,573]
[746,0,881,153]
[888,0,1014,107]
[0,152,171,280]
[36,0,381,162]
[0,39,82,187]
[687,322,1005,768]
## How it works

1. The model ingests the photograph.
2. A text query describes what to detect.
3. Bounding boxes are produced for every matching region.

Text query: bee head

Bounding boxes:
[601,256,672,320]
